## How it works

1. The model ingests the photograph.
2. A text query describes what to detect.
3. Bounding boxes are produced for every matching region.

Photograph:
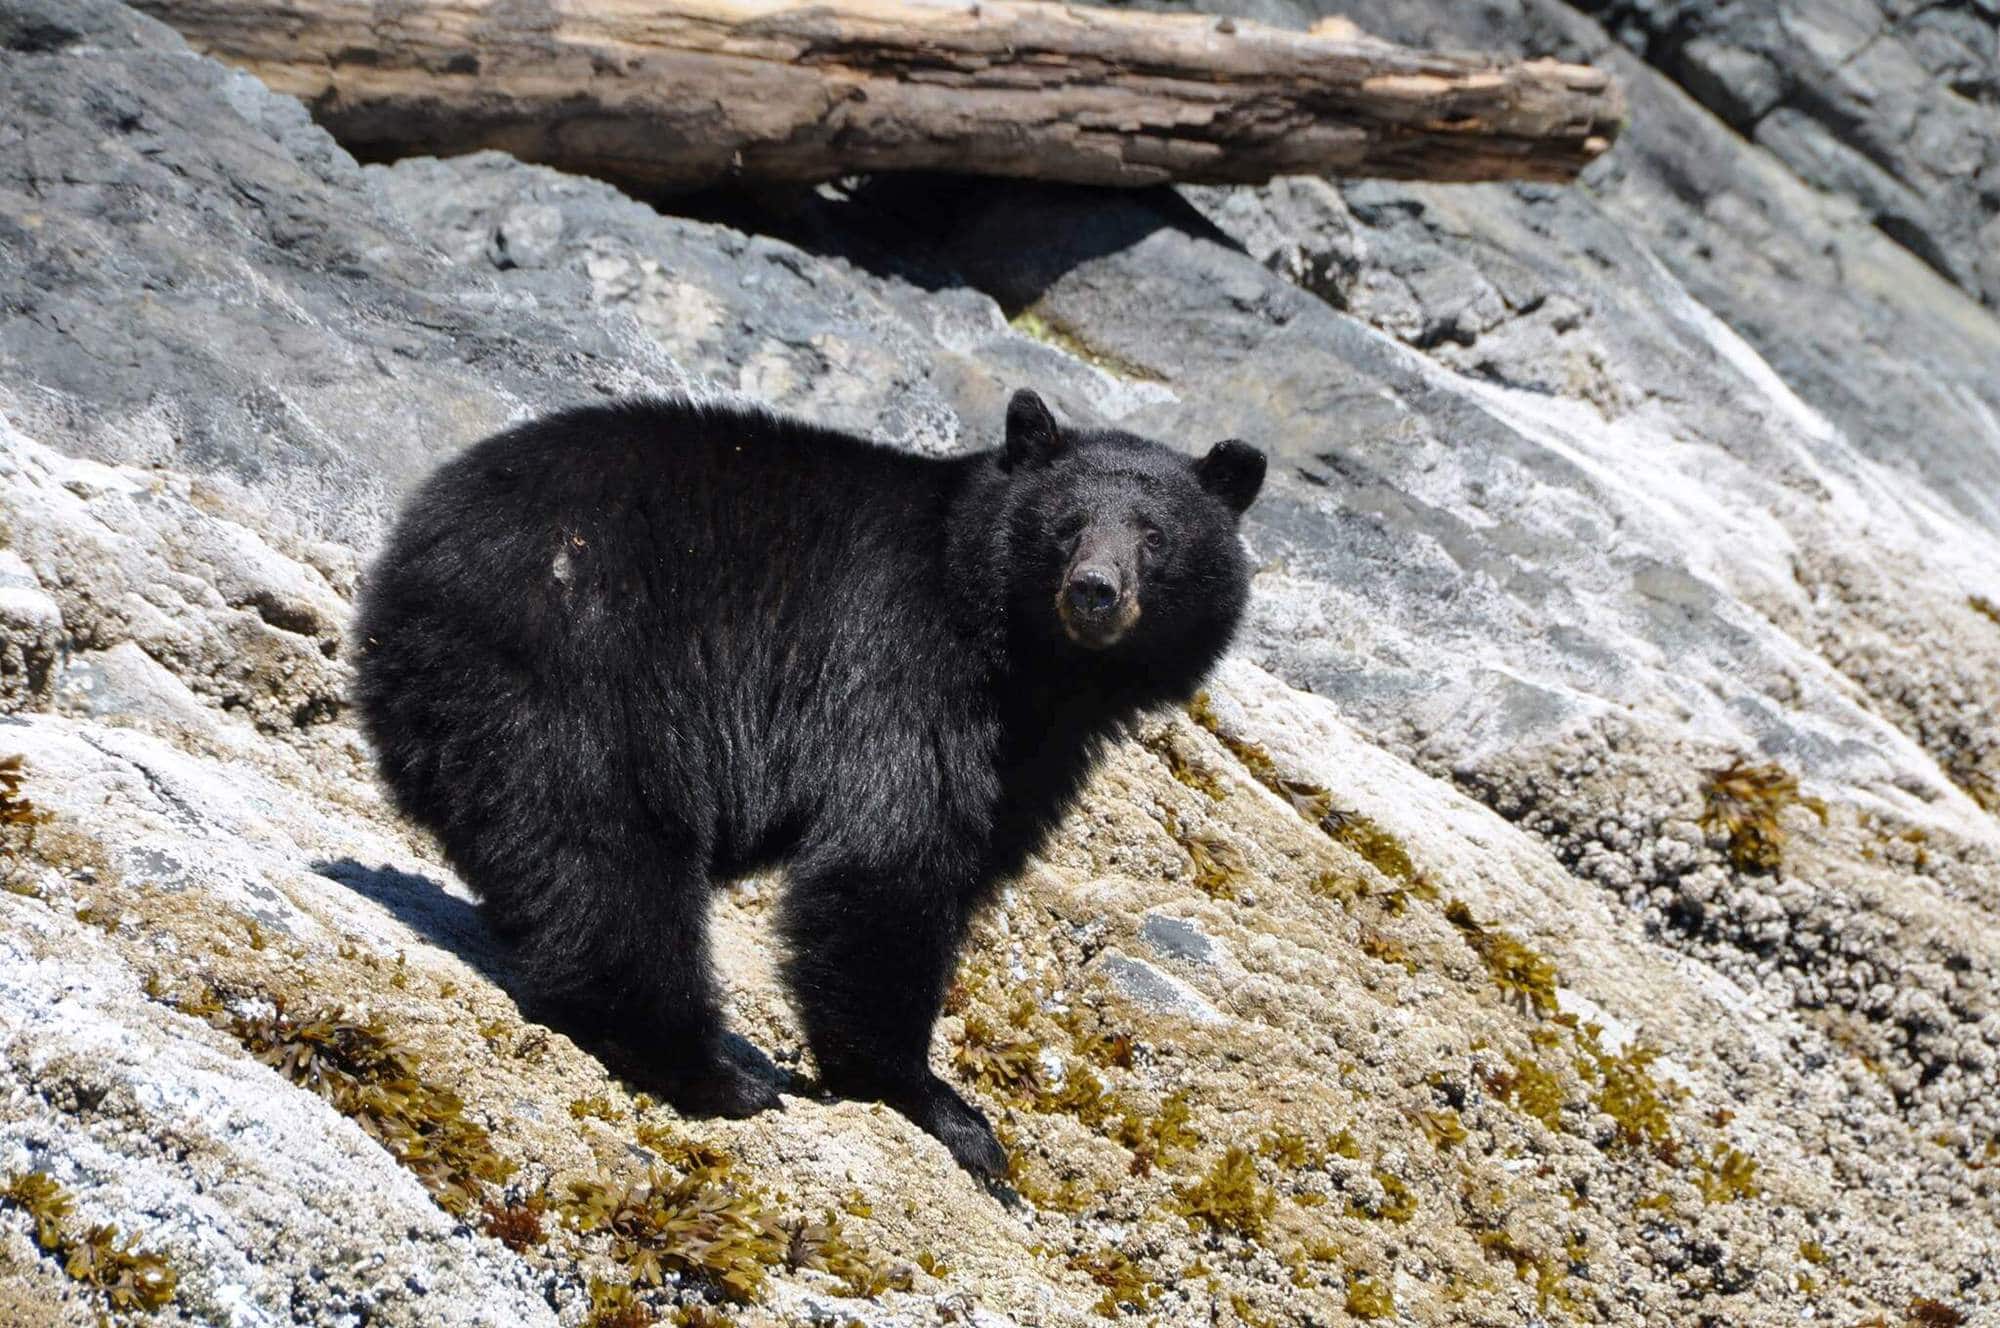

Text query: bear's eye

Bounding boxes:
[1141,523,1165,551]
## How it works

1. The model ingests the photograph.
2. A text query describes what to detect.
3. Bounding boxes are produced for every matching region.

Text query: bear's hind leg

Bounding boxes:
[503,835,782,1120]
[776,861,1004,1178]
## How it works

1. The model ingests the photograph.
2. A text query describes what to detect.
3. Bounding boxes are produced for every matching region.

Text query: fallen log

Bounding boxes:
[136,0,1624,190]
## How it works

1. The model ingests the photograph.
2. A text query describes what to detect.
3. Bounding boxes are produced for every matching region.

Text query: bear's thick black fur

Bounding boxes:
[353,389,1264,1176]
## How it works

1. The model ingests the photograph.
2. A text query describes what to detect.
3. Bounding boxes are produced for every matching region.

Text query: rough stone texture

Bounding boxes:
[1577,0,2000,312]
[1125,0,2000,537]
[2,0,1999,1324]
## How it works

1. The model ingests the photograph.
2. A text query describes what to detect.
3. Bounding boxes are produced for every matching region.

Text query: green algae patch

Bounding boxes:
[1700,759,1826,873]
[2,1171,178,1314]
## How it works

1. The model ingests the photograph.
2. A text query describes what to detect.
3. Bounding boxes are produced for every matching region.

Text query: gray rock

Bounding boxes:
[1570,0,2000,309]
[1089,950,1226,1024]
[55,642,218,736]
[1140,913,1225,967]
[0,0,680,547]
[1674,36,1783,125]
[485,203,565,271]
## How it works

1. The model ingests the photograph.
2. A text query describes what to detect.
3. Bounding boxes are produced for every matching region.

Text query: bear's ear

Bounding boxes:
[1195,439,1266,515]
[1004,389,1066,469]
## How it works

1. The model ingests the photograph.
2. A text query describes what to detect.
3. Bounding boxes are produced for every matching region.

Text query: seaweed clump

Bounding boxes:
[1344,1272,1396,1320]
[1907,1297,1968,1327]
[224,1001,514,1215]
[1069,1245,1161,1318]
[1476,1230,1577,1315]
[1345,1170,1417,1224]
[1184,695,1451,914]
[1694,1144,1760,1204]
[1145,730,1229,801]
[1323,809,1438,904]
[2,1171,179,1313]
[781,1210,915,1298]
[1486,1055,1566,1131]
[561,1168,786,1303]
[1,753,52,895]
[1445,900,1559,1017]
[481,1196,547,1251]
[1174,1147,1275,1239]
[1113,1090,1202,1176]
[1184,834,1246,902]
[560,1143,910,1307]
[953,1010,1043,1100]
[583,1277,656,1328]
[1185,694,1336,824]
[1586,1037,1678,1158]
[1700,759,1825,874]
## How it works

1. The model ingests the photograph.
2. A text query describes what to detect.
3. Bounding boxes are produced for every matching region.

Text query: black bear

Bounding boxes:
[353,389,1264,1176]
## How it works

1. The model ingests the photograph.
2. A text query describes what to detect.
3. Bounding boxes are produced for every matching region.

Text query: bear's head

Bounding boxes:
[996,389,1265,681]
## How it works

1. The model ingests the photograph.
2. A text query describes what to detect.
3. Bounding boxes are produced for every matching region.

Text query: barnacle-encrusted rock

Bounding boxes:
[2,0,1996,1324]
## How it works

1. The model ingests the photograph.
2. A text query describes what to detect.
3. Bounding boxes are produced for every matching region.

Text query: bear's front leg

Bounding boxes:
[777,864,1006,1179]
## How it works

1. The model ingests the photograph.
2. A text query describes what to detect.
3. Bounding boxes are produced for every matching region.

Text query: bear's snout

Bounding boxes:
[1058,549,1140,649]
[1066,568,1119,616]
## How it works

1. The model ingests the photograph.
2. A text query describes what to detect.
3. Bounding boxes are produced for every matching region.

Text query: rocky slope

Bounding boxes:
[2,1,1997,1325]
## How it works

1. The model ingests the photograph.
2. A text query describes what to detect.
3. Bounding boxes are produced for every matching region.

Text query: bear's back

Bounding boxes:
[368,397,955,641]
[354,398,984,864]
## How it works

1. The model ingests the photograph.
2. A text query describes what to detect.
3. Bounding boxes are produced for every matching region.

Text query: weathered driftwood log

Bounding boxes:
[137,0,1624,189]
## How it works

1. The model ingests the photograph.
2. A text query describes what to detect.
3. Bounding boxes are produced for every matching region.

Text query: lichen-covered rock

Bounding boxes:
[2,0,1997,1324]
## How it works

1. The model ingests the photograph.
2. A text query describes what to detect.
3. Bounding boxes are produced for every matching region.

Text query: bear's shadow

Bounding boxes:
[312,857,512,983]
[310,857,788,1104]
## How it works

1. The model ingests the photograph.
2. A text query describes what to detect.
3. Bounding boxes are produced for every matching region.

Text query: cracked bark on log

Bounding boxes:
[136,0,1624,189]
